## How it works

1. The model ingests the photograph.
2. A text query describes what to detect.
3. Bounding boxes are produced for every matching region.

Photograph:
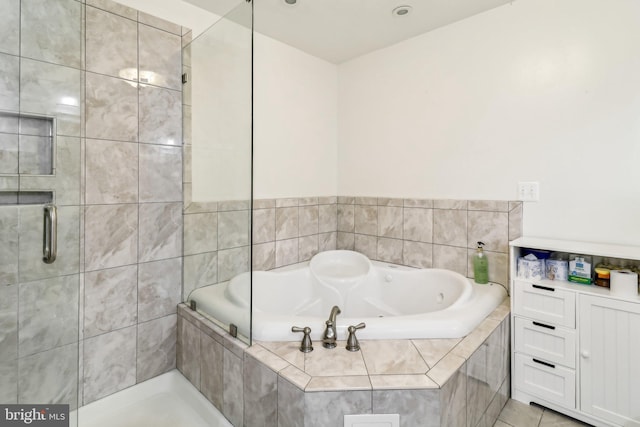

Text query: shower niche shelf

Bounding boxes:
[0,191,53,205]
[0,112,55,176]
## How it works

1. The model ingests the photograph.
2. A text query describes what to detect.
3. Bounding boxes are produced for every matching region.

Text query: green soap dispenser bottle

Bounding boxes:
[473,241,489,284]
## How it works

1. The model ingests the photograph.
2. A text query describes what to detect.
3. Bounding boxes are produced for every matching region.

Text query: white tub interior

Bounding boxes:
[190,250,507,341]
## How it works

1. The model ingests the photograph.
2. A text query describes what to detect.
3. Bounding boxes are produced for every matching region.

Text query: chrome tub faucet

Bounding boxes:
[322,305,341,349]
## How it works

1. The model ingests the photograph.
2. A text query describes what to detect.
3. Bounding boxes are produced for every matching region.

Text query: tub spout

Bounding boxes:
[322,306,341,349]
[329,305,341,324]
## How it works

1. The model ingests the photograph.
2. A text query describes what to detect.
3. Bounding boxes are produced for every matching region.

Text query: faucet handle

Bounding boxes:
[291,326,313,353]
[346,322,366,352]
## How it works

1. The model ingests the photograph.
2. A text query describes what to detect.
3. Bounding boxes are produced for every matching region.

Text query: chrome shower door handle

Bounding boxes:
[43,203,57,264]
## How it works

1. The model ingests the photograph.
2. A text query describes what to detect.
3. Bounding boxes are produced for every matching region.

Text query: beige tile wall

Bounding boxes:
[0,0,182,408]
[79,0,184,406]
[182,195,522,303]
[0,0,185,408]
[335,197,522,288]
[181,196,338,300]
[254,197,338,270]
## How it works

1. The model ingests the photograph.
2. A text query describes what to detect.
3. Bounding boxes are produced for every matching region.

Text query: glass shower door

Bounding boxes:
[0,203,81,416]
[182,0,253,344]
[0,0,82,423]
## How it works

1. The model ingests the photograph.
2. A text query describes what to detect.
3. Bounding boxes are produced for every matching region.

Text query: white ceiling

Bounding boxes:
[118,0,516,64]
[186,0,516,63]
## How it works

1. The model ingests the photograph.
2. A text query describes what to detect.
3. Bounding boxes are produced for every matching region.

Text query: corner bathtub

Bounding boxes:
[189,250,507,341]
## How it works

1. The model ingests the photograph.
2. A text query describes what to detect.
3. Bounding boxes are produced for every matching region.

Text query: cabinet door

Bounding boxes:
[579,295,640,426]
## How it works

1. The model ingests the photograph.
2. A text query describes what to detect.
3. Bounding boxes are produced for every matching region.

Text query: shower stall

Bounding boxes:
[1,0,83,419]
[1,0,253,424]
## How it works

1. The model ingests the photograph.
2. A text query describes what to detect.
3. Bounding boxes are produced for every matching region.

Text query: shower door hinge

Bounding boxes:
[182,73,188,84]
[229,323,238,338]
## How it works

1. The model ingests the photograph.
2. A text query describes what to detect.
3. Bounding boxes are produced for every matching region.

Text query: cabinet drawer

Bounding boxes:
[514,353,576,409]
[514,317,576,368]
[513,281,576,328]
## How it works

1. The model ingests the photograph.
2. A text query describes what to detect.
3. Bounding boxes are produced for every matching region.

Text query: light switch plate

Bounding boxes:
[517,181,540,202]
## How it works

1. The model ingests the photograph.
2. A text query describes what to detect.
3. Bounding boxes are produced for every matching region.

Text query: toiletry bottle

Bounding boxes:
[474,241,489,284]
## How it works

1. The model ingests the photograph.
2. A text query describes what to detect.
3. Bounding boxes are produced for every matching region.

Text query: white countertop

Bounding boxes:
[510,236,640,261]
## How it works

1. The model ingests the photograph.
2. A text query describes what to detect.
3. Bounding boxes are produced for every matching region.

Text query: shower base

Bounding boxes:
[72,370,231,427]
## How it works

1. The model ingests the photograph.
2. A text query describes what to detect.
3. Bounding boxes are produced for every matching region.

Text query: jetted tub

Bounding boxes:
[189,250,507,341]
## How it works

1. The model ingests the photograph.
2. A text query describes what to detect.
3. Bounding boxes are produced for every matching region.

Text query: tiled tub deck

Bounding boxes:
[177,299,510,427]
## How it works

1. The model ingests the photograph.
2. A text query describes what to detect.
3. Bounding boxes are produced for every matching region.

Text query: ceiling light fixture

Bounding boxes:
[283,0,297,5]
[392,5,412,17]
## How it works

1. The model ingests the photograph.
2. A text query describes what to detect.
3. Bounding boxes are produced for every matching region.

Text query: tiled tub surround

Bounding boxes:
[181,196,522,302]
[181,197,340,301]
[0,0,184,408]
[336,198,523,290]
[177,299,510,427]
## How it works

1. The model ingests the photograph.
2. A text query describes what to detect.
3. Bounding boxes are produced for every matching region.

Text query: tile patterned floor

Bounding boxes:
[495,399,593,427]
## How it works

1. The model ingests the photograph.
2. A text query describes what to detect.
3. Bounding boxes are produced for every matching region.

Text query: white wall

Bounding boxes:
[253,34,338,199]
[191,24,339,201]
[191,27,338,201]
[190,15,253,202]
[338,0,640,246]
[117,0,640,245]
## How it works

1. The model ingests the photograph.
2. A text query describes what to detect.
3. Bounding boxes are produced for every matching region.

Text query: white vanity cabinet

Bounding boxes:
[510,237,640,427]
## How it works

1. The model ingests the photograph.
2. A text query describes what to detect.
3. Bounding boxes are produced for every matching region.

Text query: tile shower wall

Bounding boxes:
[0,114,54,181]
[0,0,184,407]
[80,0,183,405]
[0,0,84,408]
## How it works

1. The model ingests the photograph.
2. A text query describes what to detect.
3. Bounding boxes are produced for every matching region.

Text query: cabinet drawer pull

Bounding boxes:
[532,321,556,330]
[532,284,555,292]
[533,358,556,369]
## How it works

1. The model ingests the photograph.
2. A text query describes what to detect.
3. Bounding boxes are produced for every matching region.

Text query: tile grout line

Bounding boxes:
[80,0,87,404]
[16,0,22,403]
[134,9,141,386]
